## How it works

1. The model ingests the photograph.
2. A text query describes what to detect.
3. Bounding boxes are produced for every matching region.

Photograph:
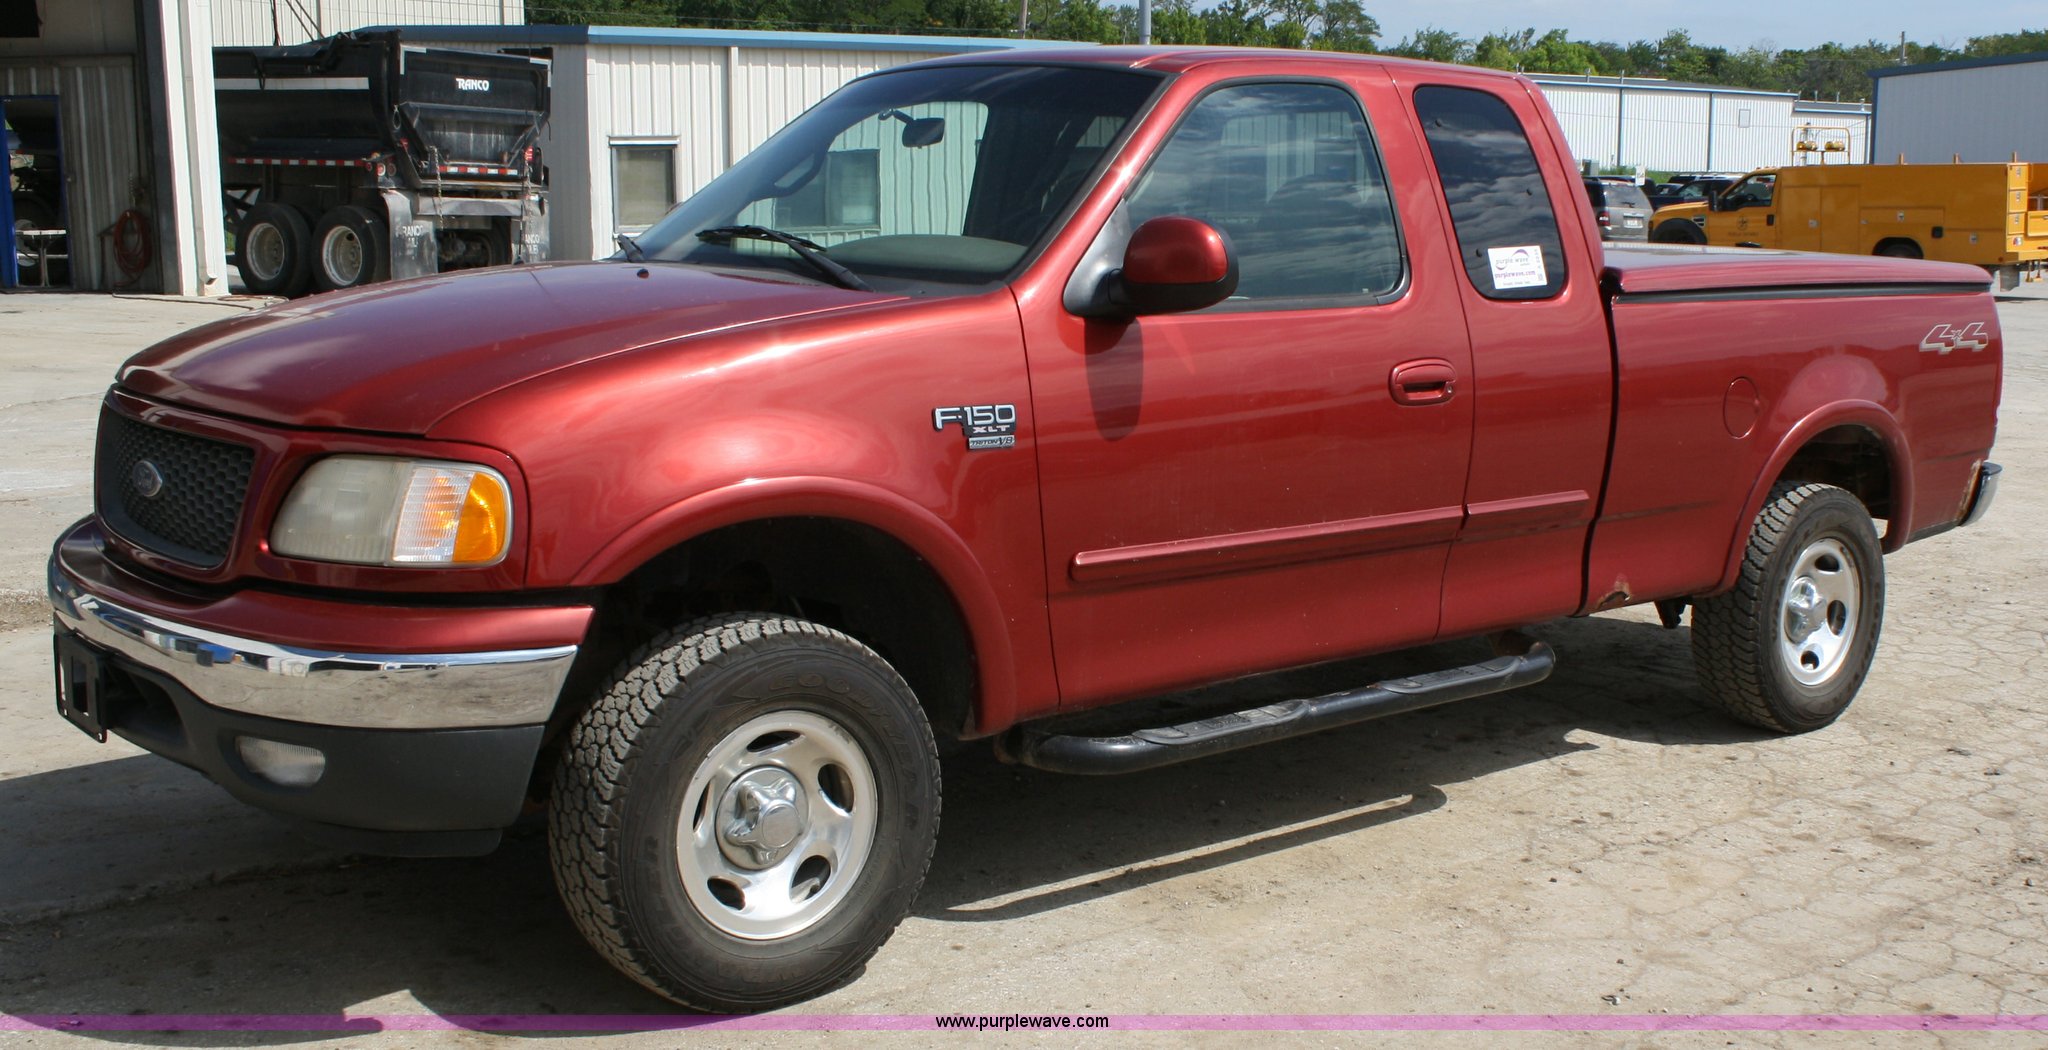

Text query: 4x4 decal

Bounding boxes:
[1920,322,1990,355]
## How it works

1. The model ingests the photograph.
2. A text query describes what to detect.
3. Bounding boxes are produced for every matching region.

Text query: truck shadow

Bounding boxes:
[916,613,1764,923]
[1,614,1770,1041]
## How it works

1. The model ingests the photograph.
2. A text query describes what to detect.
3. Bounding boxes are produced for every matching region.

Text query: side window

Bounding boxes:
[1413,85,1566,301]
[1126,82,1401,302]
[1724,174,1775,208]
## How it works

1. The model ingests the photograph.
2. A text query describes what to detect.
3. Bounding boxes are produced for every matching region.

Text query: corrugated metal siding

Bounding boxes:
[211,0,525,47]
[1619,91,1710,171]
[1535,81,1866,174]
[1542,85,1619,166]
[1872,61,2048,163]
[729,49,926,162]
[0,57,143,290]
[594,44,724,193]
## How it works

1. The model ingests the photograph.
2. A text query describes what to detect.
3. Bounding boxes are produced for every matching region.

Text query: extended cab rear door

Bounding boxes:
[1022,65,1477,705]
[1400,73,1615,634]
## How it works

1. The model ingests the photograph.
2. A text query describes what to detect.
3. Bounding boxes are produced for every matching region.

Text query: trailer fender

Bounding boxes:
[380,191,438,281]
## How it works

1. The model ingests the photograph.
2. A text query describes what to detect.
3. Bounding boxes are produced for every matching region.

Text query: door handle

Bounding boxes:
[1390,359,1457,406]
[1766,213,1776,226]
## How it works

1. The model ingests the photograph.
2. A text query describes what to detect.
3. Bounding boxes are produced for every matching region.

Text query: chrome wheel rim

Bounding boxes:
[246,222,286,282]
[1779,536,1860,686]
[321,225,363,286]
[676,710,877,940]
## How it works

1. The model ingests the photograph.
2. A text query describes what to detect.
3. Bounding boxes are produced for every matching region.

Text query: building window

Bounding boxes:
[776,149,880,230]
[612,143,676,230]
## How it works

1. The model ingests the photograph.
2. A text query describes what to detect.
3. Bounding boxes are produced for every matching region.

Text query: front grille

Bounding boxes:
[96,410,255,568]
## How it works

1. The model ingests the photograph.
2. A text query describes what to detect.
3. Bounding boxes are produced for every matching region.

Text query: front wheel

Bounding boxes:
[1651,219,1707,245]
[1690,483,1885,732]
[549,615,941,1011]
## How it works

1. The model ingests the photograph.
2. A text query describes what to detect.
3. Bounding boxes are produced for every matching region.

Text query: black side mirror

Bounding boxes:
[880,110,945,148]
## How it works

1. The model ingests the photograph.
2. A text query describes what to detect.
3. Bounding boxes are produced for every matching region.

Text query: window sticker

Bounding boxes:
[1487,245,1547,290]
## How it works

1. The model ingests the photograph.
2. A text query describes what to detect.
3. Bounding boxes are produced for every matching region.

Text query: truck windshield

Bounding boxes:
[625,64,1162,290]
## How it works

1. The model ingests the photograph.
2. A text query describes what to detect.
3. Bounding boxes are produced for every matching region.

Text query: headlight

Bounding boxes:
[271,456,512,567]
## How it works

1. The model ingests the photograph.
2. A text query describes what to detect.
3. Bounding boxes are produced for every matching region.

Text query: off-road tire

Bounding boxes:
[548,614,941,1012]
[1691,482,1885,733]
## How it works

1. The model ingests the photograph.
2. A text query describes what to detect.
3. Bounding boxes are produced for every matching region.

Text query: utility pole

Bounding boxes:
[1140,0,1152,44]
[1019,0,1028,38]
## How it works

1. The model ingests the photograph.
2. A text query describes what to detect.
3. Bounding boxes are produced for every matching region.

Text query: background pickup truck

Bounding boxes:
[48,46,2002,1011]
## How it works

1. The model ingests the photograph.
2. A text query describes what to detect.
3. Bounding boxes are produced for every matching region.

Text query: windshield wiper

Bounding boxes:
[614,232,647,263]
[696,225,872,291]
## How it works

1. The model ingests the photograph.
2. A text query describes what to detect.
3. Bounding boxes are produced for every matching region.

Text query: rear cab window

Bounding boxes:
[1413,84,1568,301]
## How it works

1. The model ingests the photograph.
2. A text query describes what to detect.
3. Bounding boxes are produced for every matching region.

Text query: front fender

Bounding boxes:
[572,476,1026,733]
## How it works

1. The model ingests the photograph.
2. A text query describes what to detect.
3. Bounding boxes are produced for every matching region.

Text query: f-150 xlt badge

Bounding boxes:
[1921,322,1990,355]
[932,404,1017,450]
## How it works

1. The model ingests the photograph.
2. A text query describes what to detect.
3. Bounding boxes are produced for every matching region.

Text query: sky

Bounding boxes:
[1360,0,2042,52]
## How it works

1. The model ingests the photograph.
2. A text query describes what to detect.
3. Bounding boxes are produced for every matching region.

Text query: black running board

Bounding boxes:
[998,634,1556,775]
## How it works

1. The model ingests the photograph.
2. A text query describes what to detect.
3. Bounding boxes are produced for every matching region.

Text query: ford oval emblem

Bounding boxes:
[131,460,166,499]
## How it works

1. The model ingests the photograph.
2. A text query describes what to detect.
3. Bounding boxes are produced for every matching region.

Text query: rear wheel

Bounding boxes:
[235,202,312,296]
[312,205,390,291]
[1691,483,1885,733]
[1875,240,1923,259]
[549,614,941,1011]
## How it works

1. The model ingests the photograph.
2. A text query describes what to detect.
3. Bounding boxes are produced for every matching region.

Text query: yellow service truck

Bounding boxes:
[1650,162,2048,290]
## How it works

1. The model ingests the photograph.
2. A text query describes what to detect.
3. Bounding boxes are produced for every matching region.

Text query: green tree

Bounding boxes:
[1384,26,1468,63]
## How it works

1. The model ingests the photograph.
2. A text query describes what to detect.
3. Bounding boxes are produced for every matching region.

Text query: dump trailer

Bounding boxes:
[215,31,549,296]
[1655,162,2048,290]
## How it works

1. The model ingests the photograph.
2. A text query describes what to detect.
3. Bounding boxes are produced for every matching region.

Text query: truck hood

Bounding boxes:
[119,263,904,434]
[1603,243,1992,295]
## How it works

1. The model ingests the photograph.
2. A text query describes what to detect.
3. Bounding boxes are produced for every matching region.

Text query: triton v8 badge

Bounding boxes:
[932,404,1017,450]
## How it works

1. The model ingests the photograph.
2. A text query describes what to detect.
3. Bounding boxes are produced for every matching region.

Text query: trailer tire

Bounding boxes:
[549,614,941,1011]
[312,205,390,291]
[1690,482,1884,734]
[236,203,312,296]
[1651,219,1706,245]
[1874,240,1922,260]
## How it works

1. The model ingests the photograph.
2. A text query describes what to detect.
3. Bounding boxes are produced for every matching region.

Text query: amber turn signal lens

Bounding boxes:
[453,471,511,564]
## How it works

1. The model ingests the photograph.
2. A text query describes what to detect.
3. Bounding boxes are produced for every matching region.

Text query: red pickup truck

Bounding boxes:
[49,48,2001,1009]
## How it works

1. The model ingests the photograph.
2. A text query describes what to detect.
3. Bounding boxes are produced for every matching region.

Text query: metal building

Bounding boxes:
[212,0,522,47]
[1870,52,2048,164]
[1529,74,1870,176]
[2,0,519,293]
[387,26,1070,261]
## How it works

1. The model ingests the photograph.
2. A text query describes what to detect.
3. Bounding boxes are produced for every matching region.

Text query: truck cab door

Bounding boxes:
[1708,172,1779,247]
[1021,72,1476,705]
[1406,77,1613,636]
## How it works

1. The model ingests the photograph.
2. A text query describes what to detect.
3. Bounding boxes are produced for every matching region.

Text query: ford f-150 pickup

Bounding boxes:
[48,47,2002,1010]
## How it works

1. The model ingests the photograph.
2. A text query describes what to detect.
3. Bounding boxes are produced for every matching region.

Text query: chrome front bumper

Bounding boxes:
[48,555,579,731]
